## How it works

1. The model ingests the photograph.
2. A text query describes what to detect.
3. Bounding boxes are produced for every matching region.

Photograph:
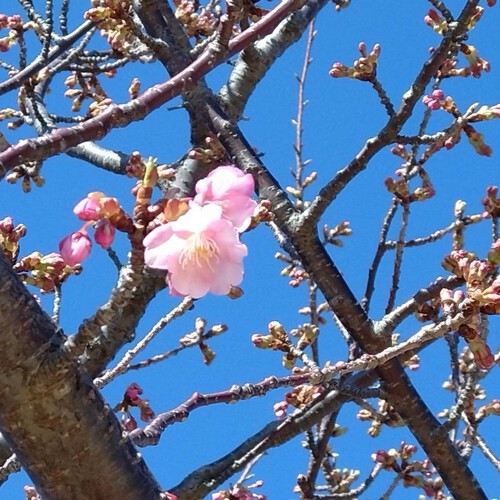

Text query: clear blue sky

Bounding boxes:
[1,1,499,498]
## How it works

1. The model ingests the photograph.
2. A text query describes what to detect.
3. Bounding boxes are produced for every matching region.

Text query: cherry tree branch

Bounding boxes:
[94,297,194,388]
[129,374,316,447]
[218,0,328,120]
[302,1,476,225]
[0,251,163,498]
[0,453,21,485]
[0,0,302,178]
[0,20,95,96]
[201,6,487,486]
[170,371,373,498]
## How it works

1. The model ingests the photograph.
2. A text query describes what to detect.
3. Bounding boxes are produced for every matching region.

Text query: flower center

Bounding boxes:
[180,232,219,270]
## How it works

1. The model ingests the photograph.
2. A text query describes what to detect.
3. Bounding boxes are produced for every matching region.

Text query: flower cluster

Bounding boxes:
[0,14,25,53]
[439,242,500,369]
[0,216,26,263]
[372,442,446,497]
[115,383,155,432]
[13,251,80,293]
[144,166,257,299]
[422,89,445,110]
[329,42,380,81]
[59,192,128,266]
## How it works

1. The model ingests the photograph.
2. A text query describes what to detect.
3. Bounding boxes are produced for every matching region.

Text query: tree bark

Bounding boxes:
[0,251,162,500]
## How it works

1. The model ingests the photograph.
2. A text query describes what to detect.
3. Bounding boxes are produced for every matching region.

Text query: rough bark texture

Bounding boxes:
[0,252,162,500]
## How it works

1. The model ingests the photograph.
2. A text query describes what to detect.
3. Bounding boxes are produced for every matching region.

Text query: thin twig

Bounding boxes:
[106,247,123,271]
[94,297,194,388]
[383,218,481,249]
[42,0,55,62]
[385,202,410,313]
[362,199,397,312]
[475,429,500,473]
[380,474,400,500]
[0,20,95,96]
[129,374,315,447]
[293,20,316,206]
[370,77,394,117]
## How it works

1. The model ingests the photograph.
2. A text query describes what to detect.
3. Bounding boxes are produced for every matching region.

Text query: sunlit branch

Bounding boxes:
[442,369,479,434]
[293,19,316,201]
[51,284,62,325]
[170,371,373,498]
[219,0,328,120]
[474,428,500,473]
[41,0,55,62]
[129,374,315,447]
[444,331,460,403]
[127,321,226,371]
[383,217,483,249]
[376,275,463,335]
[0,453,22,484]
[41,25,97,77]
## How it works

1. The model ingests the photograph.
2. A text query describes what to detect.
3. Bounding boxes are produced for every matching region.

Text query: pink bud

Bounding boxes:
[0,216,14,233]
[422,89,445,110]
[73,196,101,221]
[59,231,92,266]
[273,401,289,419]
[94,219,115,249]
[468,338,495,369]
[125,383,143,402]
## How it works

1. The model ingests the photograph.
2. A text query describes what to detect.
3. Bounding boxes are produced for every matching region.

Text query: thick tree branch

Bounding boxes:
[0,251,162,499]
[203,93,486,498]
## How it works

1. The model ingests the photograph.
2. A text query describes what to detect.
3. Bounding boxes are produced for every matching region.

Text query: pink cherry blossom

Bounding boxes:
[144,204,247,299]
[59,230,92,266]
[94,219,116,249]
[73,195,101,221]
[192,165,257,231]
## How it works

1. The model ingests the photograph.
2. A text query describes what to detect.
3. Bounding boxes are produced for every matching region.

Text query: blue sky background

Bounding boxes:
[1,1,499,498]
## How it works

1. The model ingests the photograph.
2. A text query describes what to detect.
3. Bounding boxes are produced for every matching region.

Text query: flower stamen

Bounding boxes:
[180,233,219,270]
